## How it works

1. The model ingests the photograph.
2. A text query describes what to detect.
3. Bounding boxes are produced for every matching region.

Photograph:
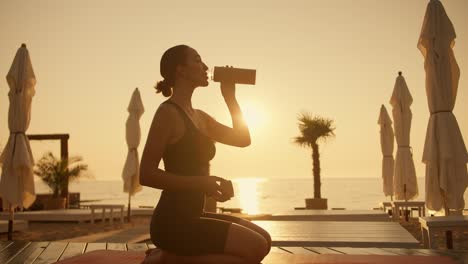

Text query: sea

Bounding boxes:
[34,177,467,215]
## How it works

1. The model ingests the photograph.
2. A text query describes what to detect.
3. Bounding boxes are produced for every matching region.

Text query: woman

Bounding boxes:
[140,45,271,264]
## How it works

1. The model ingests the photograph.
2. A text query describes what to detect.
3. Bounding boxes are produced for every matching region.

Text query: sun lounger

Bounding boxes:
[252,220,419,248]
[270,209,390,221]
[89,204,125,224]
[419,215,468,249]
[391,201,426,221]
[0,209,118,223]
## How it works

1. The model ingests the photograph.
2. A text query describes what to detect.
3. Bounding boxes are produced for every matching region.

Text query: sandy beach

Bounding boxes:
[1,215,467,250]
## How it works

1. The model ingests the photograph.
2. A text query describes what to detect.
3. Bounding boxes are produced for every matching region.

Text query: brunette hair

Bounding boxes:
[154,45,190,97]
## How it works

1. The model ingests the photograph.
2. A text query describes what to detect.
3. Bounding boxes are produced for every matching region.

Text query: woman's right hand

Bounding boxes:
[204,176,235,202]
[202,176,224,197]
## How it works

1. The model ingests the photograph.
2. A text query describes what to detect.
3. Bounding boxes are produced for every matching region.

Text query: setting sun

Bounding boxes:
[234,178,266,215]
[241,102,267,131]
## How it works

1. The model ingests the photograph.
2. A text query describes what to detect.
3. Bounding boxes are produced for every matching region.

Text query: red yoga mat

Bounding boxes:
[55,250,145,264]
[262,252,457,264]
[55,250,457,264]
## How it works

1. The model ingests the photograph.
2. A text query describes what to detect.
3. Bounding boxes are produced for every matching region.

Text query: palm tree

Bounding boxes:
[34,152,89,199]
[293,112,335,201]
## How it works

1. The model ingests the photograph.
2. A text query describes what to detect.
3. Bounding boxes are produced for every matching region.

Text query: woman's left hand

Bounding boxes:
[211,192,231,203]
[210,178,232,203]
[220,81,236,100]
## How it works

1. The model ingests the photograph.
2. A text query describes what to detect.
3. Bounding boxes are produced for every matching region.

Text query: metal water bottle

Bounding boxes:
[212,66,256,85]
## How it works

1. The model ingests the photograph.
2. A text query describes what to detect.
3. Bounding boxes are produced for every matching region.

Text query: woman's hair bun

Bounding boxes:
[154,79,173,97]
[154,45,190,98]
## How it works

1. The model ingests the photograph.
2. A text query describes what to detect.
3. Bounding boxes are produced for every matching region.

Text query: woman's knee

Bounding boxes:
[239,219,272,244]
[224,224,269,263]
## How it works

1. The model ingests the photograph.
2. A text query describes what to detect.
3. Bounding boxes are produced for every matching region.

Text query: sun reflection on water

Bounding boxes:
[233,178,266,215]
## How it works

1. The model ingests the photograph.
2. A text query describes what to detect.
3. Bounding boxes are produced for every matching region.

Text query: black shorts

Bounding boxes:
[150,212,242,256]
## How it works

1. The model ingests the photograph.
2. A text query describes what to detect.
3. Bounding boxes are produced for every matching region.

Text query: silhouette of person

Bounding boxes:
[140,45,271,263]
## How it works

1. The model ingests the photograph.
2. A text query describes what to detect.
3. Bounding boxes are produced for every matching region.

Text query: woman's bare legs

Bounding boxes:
[143,223,268,264]
[224,223,269,263]
[202,213,272,244]
[202,212,272,253]
[236,218,272,253]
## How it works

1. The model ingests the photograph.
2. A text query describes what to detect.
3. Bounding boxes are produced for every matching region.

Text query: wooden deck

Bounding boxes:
[252,220,420,248]
[0,209,119,223]
[0,242,466,264]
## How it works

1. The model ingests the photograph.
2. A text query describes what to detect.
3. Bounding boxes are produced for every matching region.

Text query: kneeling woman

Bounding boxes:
[140,45,271,264]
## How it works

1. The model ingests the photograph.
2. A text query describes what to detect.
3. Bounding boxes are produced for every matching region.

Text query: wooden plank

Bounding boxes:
[0,241,13,251]
[0,241,30,263]
[305,247,344,254]
[84,243,106,253]
[270,210,390,221]
[414,249,447,256]
[0,209,94,222]
[106,243,127,251]
[32,242,67,264]
[330,247,371,255]
[252,220,421,245]
[270,233,417,238]
[271,240,419,248]
[356,248,399,255]
[381,247,431,256]
[9,242,49,264]
[280,247,318,255]
[58,242,86,261]
[126,243,148,252]
[270,236,417,242]
[270,247,291,254]
[28,134,69,140]
[419,216,468,227]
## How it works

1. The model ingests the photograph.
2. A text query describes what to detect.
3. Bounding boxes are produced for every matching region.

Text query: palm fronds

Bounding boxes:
[293,112,335,148]
[34,152,90,197]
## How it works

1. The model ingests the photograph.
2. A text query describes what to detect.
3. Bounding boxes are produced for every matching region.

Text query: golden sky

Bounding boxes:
[1,0,467,181]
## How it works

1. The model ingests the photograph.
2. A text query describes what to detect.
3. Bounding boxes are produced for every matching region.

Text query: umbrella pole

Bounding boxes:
[127,193,131,223]
[403,184,409,221]
[8,204,13,241]
[441,190,453,249]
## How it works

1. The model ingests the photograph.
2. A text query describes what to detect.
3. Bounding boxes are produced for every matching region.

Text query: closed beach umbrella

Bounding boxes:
[390,72,418,201]
[378,105,394,198]
[0,44,36,240]
[122,88,144,221]
[418,0,467,213]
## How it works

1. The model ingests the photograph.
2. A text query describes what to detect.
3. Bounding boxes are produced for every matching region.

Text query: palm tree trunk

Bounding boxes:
[60,177,69,208]
[312,143,321,199]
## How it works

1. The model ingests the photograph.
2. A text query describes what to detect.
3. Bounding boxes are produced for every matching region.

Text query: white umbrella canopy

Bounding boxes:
[390,72,418,201]
[0,44,36,210]
[418,0,468,212]
[122,88,144,196]
[122,88,144,198]
[378,105,394,198]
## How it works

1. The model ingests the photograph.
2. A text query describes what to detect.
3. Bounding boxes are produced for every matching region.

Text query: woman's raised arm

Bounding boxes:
[198,83,251,147]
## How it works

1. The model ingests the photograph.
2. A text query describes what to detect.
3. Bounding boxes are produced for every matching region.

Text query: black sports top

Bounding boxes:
[153,100,216,220]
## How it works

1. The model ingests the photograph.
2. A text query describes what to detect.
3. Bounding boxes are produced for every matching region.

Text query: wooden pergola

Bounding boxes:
[27,133,70,207]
